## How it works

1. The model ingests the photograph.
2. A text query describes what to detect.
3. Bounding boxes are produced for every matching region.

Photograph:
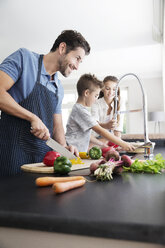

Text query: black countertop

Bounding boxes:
[0,145,165,245]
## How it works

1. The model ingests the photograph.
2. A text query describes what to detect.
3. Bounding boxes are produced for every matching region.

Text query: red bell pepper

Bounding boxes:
[101,147,112,158]
[107,141,119,148]
[43,151,61,167]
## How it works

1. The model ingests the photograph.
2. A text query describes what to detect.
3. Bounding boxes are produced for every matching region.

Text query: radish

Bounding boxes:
[90,162,99,174]
[101,147,112,158]
[105,149,120,161]
[90,155,133,180]
[121,155,133,167]
[89,159,106,174]
[94,160,122,181]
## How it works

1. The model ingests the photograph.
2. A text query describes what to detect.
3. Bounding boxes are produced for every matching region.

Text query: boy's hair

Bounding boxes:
[77,74,103,96]
[50,30,90,55]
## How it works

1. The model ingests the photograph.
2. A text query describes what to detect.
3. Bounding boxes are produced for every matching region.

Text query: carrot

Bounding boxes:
[52,179,86,194]
[35,176,85,187]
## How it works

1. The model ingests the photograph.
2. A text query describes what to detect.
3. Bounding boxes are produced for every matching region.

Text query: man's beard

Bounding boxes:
[59,58,71,77]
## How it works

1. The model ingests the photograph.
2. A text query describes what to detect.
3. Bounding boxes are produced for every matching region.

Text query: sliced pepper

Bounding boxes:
[70,157,84,164]
[89,147,102,159]
[54,156,72,174]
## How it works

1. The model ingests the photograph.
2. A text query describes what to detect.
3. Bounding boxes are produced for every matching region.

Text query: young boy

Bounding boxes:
[65,74,135,152]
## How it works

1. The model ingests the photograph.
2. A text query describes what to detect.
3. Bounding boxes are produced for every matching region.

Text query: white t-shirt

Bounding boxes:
[91,97,124,137]
[65,103,98,152]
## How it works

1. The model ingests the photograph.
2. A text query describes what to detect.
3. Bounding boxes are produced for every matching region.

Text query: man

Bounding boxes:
[0,30,90,175]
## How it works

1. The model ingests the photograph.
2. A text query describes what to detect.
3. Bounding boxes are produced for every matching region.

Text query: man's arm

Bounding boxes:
[0,71,50,140]
[53,113,66,146]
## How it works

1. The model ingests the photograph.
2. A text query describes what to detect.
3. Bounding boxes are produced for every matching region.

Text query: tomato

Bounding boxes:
[43,151,61,167]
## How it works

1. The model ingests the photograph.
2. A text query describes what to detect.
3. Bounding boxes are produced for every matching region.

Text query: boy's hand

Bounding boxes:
[122,142,135,152]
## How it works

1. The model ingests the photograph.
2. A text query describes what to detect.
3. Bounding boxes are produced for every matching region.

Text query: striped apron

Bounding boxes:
[0,55,57,176]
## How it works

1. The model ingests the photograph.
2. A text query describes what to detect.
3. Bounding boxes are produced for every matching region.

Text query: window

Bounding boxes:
[62,90,77,132]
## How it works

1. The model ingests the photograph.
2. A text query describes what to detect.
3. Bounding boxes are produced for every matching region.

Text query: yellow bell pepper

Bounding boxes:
[79,152,90,159]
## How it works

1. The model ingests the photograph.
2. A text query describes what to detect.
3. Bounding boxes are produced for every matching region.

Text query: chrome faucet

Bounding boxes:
[113,73,154,159]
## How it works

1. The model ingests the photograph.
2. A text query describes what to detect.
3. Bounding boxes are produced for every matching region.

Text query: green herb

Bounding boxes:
[123,153,165,174]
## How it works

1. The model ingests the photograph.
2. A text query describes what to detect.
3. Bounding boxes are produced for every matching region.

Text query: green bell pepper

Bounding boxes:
[89,146,102,159]
[54,156,72,174]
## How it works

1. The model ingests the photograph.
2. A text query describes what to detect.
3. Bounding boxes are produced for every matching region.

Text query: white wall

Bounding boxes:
[121,76,164,134]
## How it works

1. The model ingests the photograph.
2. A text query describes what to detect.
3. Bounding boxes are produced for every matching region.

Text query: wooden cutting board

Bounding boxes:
[21,159,98,173]
[128,142,145,153]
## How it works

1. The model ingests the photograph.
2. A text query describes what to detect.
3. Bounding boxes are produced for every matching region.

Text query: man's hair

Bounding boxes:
[50,30,90,55]
[77,74,103,97]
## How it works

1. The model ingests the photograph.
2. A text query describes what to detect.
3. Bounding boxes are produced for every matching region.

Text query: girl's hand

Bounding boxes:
[106,119,117,130]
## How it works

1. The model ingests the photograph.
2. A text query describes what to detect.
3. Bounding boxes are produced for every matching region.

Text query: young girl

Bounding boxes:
[89,76,124,148]
[65,74,134,152]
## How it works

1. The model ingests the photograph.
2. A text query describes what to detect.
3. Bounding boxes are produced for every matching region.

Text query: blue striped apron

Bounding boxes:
[0,55,57,176]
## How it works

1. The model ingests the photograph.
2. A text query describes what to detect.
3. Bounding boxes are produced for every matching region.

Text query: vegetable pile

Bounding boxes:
[123,153,165,174]
[90,153,132,181]
[89,147,165,181]
[40,148,165,193]
[43,151,83,175]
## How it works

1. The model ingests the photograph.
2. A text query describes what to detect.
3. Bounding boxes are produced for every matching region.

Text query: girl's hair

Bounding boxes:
[50,30,90,55]
[77,74,103,96]
[99,75,121,126]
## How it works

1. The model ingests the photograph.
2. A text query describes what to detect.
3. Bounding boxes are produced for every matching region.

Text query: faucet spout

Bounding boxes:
[114,73,153,158]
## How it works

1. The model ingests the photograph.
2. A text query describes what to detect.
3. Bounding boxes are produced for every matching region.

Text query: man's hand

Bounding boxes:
[65,145,79,157]
[30,115,50,140]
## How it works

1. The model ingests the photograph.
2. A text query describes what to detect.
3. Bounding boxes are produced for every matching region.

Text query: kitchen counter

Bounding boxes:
[0,146,165,246]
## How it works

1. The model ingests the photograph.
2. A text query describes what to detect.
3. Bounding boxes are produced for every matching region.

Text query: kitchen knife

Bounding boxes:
[46,138,77,159]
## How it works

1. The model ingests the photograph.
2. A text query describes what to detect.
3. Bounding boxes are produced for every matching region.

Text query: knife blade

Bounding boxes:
[46,138,77,159]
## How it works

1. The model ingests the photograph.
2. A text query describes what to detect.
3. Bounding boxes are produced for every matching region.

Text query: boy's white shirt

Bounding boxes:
[65,103,98,152]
